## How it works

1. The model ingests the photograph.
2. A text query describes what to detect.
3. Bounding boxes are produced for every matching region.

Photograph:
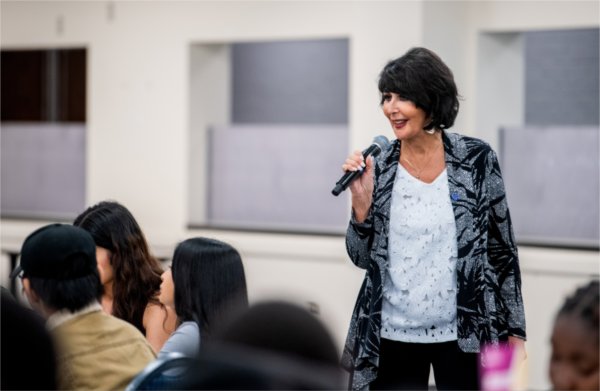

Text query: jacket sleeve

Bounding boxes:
[345,160,381,270]
[486,149,527,339]
[345,209,375,270]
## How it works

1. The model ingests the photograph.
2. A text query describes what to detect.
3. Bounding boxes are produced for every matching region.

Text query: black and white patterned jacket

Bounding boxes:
[341,131,526,390]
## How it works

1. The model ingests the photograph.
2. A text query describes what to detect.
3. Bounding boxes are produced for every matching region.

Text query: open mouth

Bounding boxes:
[392,119,408,129]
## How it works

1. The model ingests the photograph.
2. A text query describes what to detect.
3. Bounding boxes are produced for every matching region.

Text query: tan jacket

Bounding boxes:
[52,307,155,390]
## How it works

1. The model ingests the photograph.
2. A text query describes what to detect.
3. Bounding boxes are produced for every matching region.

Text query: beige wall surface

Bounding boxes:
[2,1,599,389]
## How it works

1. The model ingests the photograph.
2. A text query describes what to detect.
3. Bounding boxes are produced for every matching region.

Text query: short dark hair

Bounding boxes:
[27,266,103,313]
[216,301,339,366]
[378,47,459,131]
[172,237,248,338]
[557,280,599,340]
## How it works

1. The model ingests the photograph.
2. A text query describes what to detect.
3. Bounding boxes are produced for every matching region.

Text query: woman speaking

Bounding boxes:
[340,47,526,390]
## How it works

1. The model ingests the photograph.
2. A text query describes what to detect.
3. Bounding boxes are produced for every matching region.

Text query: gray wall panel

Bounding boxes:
[500,126,599,248]
[525,28,599,126]
[232,39,349,124]
[207,125,348,233]
[1,123,86,219]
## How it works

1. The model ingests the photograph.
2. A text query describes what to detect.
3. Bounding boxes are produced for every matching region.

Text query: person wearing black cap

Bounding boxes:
[13,223,156,390]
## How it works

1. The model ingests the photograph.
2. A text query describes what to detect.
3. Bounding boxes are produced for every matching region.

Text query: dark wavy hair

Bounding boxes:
[171,237,248,339]
[73,201,164,333]
[378,47,460,131]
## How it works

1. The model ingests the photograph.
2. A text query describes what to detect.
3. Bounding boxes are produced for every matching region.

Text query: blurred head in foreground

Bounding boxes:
[182,301,343,390]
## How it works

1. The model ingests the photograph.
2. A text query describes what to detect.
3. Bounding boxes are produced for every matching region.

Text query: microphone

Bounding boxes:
[331,135,390,196]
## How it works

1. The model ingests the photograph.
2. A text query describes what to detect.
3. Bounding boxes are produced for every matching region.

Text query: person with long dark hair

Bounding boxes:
[73,201,176,353]
[340,47,526,390]
[157,237,248,358]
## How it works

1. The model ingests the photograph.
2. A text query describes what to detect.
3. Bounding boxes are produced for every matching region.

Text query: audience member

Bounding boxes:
[182,301,343,389]
[1,287,57,390]
[157,237,248,359]
[73,201,176,352]
[549,280,599,391]
[11,224,156,390]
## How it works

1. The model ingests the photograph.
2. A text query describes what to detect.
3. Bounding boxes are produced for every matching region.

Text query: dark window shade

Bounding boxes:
[1,49,86,122]
[1,50,47,121]
[57,49,86,122]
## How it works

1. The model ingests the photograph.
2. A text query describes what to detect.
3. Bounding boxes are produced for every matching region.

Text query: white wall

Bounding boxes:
[476,32,524,149]
[1,1,599,389]
[188,43,231,224]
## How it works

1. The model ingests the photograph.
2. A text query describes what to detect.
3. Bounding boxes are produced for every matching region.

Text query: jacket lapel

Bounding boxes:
[372,140,400,271]
[443,132,476,273]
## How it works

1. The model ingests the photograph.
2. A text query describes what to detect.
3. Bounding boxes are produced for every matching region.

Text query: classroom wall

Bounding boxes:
[1,1,598,389]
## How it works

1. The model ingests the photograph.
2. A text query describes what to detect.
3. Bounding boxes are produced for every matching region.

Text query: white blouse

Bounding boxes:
[381,163,458,343]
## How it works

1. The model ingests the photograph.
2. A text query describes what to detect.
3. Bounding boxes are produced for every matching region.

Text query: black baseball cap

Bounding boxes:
[10,224,97,280]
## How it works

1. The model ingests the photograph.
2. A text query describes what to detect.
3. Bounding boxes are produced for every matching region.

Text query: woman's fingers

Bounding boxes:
[364,155,374,170]
[349,156,374,192]
[342,150,365,171]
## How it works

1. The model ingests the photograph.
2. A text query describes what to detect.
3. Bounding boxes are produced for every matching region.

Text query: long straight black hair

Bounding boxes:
[171,237,248,339]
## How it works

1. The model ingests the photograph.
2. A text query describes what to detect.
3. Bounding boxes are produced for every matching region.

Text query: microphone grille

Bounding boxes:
[373,135,390,150]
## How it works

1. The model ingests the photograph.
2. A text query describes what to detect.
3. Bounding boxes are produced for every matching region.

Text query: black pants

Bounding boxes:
[370,339,479,391]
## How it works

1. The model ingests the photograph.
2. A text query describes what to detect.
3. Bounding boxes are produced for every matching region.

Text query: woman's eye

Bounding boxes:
[382,93,392,101]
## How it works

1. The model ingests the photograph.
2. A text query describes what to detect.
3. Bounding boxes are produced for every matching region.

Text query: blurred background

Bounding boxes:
[1,1,598,389]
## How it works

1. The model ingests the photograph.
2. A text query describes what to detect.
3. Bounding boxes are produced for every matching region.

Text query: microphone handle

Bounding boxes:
[331,144,379,196]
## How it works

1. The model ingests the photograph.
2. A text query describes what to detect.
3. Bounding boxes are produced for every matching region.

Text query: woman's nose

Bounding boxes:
[387,97,400,113]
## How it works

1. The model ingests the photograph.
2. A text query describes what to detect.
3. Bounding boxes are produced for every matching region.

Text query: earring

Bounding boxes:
[424,118,436,134]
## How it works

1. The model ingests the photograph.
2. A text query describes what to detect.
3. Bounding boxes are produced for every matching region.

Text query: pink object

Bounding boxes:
[479,343,516,391]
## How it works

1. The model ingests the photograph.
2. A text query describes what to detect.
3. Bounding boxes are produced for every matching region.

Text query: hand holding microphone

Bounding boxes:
[332,135,390,222]
[332,135,389,196]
